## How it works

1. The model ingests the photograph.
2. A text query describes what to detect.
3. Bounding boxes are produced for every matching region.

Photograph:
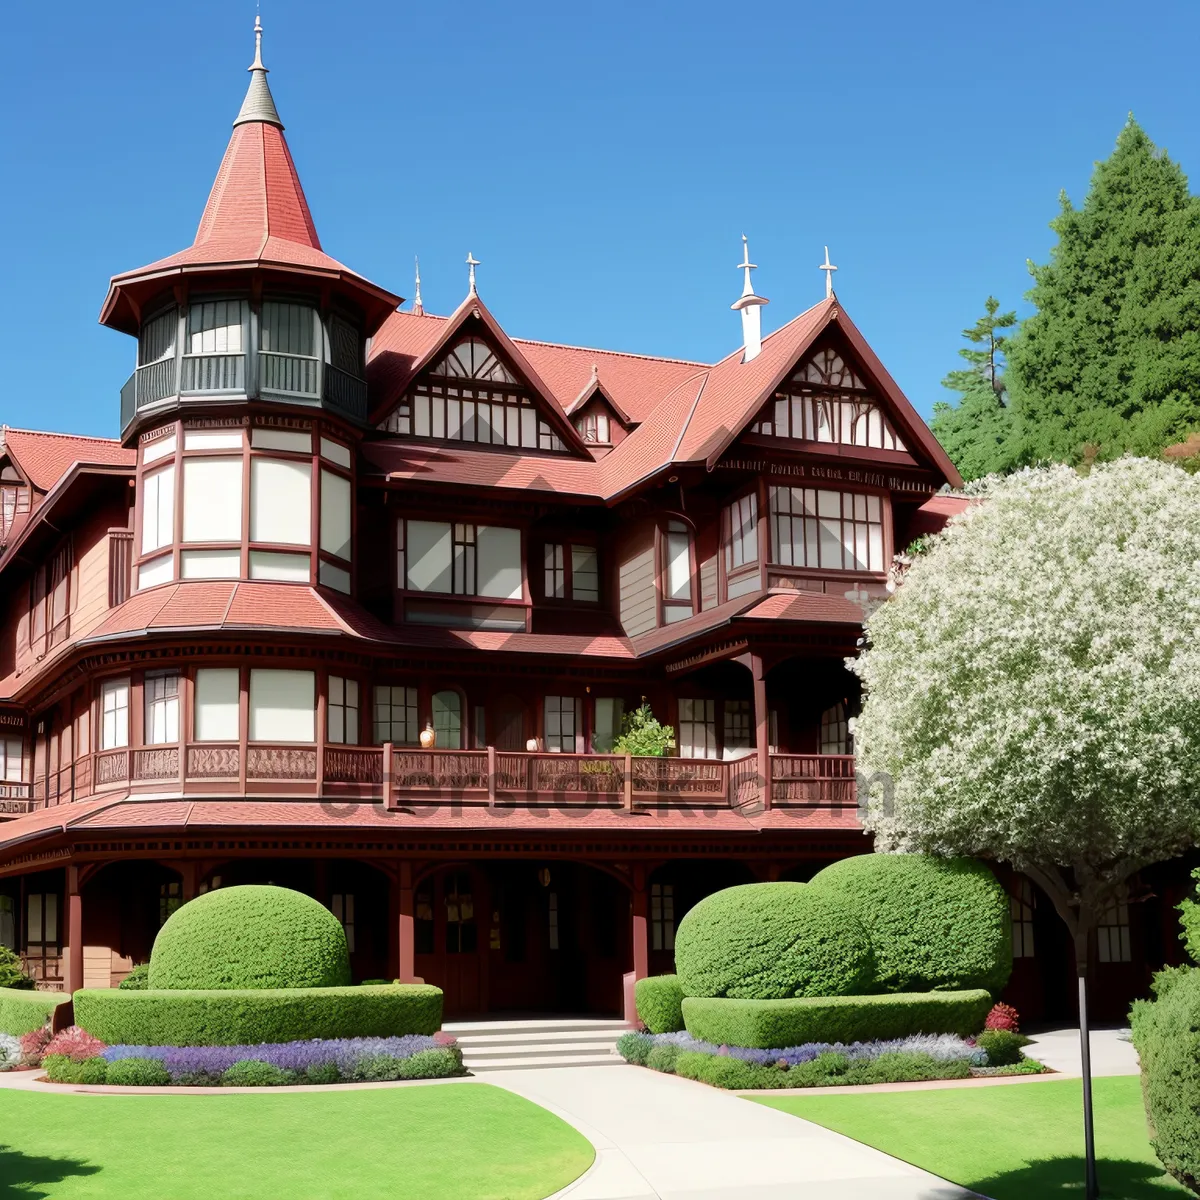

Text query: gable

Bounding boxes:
[378,330,572,452]
[748,344,909,454]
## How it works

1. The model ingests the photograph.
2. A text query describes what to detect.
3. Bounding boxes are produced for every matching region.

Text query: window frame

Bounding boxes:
[769,485,888,576]
[326,675,361,746]
[100,677,131,751]
[540,539,600,605]
[144,671,181,746]
[373,684,420,747]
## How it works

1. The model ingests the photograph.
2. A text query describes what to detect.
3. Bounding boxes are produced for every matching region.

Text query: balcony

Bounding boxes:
[17,746,858,820]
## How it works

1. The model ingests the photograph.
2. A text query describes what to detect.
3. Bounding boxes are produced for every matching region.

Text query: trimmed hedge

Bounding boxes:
[0,987,70,1036]
[119,964,150,991]
[149,886,350,991]
[809,854,1012,994]
[674,883,873,1000]
[681,989,992,1049]
[1180,867,1200,965]
[1131,967,1200,1194]
[73,984,442,1047]
[636,975,685,1033]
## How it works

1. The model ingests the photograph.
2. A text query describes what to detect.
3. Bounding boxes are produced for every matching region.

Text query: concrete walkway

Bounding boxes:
[495,1063,978,1200]
[1024,1027,1140,1077]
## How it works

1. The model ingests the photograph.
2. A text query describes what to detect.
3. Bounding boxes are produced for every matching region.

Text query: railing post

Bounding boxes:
[382,741,394,809]
[487,745,497,805]
[623,754,633,812]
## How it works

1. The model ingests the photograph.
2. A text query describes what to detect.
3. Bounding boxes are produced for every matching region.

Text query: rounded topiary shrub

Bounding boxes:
[106,1056,171,1087]
[674,883,873,1000]
[810,854,1012,994]
[148,885,350,991]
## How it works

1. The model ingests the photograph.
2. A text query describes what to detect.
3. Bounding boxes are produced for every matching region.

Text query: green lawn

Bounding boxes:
[753,1076,1187,1200]
[0,1082,593,1199]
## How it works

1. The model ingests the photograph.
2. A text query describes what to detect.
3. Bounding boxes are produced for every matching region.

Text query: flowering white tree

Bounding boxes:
[852,459,1200,1199]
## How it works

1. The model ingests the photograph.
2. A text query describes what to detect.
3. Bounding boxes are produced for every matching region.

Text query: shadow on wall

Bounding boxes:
[971,1156,1182,1200]
[0,1144,100,1198]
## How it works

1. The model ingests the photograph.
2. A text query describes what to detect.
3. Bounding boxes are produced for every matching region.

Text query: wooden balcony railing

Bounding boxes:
[9,746,860,819]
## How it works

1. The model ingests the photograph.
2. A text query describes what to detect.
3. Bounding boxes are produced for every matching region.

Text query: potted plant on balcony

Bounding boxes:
[613,701,677,792]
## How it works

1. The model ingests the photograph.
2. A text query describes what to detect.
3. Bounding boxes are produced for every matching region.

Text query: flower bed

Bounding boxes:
[42,1031,465,1087]
[616,1030,1046,1090]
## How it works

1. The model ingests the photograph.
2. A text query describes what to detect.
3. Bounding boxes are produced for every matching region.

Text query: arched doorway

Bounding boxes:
[415,861,629,1017]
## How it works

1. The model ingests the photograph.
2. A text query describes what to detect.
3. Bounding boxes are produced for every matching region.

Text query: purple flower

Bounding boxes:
[629,1031,986,1068]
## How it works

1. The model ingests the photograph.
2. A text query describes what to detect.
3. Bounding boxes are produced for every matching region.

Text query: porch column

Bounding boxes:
[750,652,771,810]
[178,861,197,903]
[65,865,83,996]
[396,861,416,984]
[625,865,649,1025]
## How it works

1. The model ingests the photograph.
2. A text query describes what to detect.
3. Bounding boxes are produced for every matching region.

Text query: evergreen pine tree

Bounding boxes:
[931,297,1018,480]
[1005,117,1200,463]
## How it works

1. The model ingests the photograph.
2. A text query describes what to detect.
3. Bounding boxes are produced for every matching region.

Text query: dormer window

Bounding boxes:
[576,412,611,444]
[381,338,566,452]
[0,467,28,539]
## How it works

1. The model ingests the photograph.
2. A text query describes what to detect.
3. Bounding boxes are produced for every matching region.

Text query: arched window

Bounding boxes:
[432,690,462,749]
[819,702,850,755]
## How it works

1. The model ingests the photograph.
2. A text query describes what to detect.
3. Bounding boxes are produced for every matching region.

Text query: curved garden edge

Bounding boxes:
[735,1067,1064,1097]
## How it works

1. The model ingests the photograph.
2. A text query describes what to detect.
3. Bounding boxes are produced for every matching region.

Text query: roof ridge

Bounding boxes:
[4,428,121,444]
[512,334,707,368]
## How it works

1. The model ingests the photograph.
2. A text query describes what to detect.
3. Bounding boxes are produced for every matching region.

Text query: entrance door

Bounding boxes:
[415,869,484,1016]
[494,695,526,751]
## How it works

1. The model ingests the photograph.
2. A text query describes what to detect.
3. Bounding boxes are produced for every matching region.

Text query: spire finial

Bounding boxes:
[251,14,266,70]
[233,14,283,129]
[737,234,759,299]
[412,257,424,316]
[819,245,838,299]
[730,233,769,362]
[466,253,481,295]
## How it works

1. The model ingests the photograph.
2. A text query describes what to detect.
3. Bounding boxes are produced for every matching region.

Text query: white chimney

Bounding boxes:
[731,235,769,362]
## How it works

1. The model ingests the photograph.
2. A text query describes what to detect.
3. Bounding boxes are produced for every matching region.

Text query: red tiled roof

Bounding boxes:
[742,591,865,623]
[1,429,134,492]
[908,494,971,539]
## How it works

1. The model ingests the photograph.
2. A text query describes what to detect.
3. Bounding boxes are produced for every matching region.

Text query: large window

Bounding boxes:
[722,700,753,758]
[0,738,22,783]
[142,466,175,554]
[432,690,463,749]
[724,494,759,599]
[182,457,242,544]
[251,459,312,546]
[770,487,885,573]
[100,679,130,750]
[678,698,717,760]
[374,686,419,746]
[750,348,907,451]
[820,702,851,754]
[544,696,578,753]
[248,669,315,743]
[144,672,180,745]
[399,520,522,599]
[380,339,565,452]
[194,668,239,741]
[327,676,360,745]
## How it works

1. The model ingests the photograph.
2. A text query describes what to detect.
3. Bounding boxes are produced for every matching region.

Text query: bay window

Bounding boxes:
[663,521,693,623]
[724,494,759,599]
[182,457,242,542]
[144,672,180,745]
[770,487,884,573]
[319,470,352,561]
[374,686,419,745]
[194,669,239,741]
[250,458,311,545]
[101,679,130,750]
[248,669,315,743]
[327,676,360,745]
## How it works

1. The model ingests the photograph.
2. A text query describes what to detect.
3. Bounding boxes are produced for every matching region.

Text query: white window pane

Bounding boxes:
[476,526,522,599]
[319,470,352,560]
[320,437,352,469]
[249,669,315,742]
[666,531,691,601]
[137,553,174,590]
[143,433,177,465]
[251,429,312,453]
[319,561,351,593]
[184,431,243,450]
[194,668,240,740]
[180,550,241,579]
[142,465,175,554]
[183,458,243,543]
[572,546,599,602]
[101,680,129,749]
[251,458,312,545]
[249,551,310,582]
[406,521,452,592]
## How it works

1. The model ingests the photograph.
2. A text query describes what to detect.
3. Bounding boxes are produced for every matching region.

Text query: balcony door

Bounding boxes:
[493,695,527,751]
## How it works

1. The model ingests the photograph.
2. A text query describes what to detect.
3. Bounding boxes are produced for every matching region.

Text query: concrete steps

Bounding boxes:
[444,1017,632,1072]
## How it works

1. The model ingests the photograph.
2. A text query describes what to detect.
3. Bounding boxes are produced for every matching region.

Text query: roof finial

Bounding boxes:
[412,257,424,316]
[234,14,283,129]
[466,252,481,295]
[819,245,838,299]
[731,234,769,363]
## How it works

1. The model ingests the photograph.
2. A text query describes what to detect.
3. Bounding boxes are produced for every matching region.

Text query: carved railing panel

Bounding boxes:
[770,754,857,806]
[728,756,761,809]
[247,746,317,781]
[531,755,624,795]
[95,750,129,786]
[186,745,240,779]
[392,751,488,791]
[324,746,383,785]
[632,756,726,798]
[133,747,179,781]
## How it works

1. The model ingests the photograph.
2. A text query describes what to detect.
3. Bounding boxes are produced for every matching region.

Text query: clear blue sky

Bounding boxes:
[4,0,1199,438]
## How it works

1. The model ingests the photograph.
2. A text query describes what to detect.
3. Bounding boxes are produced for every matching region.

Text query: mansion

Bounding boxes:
[0,23,1182,1023]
